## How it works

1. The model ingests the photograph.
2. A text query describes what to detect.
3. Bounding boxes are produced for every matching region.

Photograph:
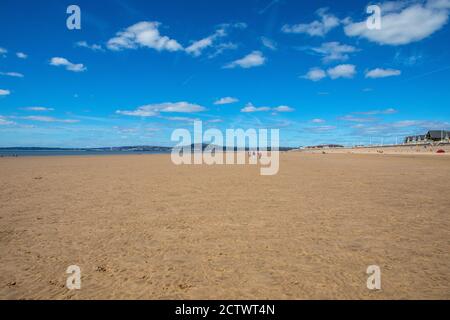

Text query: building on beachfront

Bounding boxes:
[426,130,450,141]
[404,130,450,144]
[404,135,426,144]
[305,144,344,149]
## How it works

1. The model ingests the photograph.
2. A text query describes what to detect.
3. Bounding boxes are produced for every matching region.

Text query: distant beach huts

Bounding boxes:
[404,130,450,144]
[304,144,344,149]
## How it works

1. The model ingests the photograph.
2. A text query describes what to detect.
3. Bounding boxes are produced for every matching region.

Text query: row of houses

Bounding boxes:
[304,144,344,149]
[404,130,450,144]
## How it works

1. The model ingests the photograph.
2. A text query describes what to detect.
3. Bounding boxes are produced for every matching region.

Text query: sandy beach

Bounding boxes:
[0,153,449,299]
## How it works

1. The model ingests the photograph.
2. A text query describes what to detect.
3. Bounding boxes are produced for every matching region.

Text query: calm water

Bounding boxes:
[0,150,171,157]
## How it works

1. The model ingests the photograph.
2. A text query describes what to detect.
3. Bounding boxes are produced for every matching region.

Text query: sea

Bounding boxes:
[0,150,171,157]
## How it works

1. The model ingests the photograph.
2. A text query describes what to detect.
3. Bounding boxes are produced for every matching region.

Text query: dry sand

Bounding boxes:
[0,153,449,299]
[300,143,450,155]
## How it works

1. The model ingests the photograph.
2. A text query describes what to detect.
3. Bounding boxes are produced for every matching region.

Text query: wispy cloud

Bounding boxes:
[21,116,79,123]
[0,89,11,96]
[394,50,423,66]
[338,115,377,122]
[208,42,238,58]
[273,105,294,112]
[214,97,239,105]
[224,51,266,69]
[116,102,206,117]
[365,68,401,78]
[259,0,281,15]
[310,42,358,63]
[185,23,245,58]
[353,108,398,115]
[163,116,200,123]
[351,120,450,137]
[0,115,15,125]
[206,119,223,123]
[76,41,104,51]
[16,52,27,59]
[305,125,337,133]
[240,103,271,113]
[261,36,277,50]
[0,71,24,78]
[21,107,54,112]
[282,7,340,37]
[50,57,86,72]
[185,28,227,57]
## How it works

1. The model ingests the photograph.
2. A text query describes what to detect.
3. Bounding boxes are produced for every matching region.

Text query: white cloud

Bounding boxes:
[116,102,206,117]
[282,7,340,36]
[200,23,246,58]
[394,51,423,66]
[301,68,327,81]
[240,103,294,113]
[338,115,377,122]
[310,42,358,63]
[0,116,15,125]
[22,107,54,112]
[273,105,294,112]
[164,116,200,123]
[354,108,398,115]
[208,42,238,58]
[186,37,216,56]
[16,52,27,59]
[261,36,277,50]
[240,103,271,113]
[312,118,326,123]
[0,89,11,96]
[327,64,356,79]
[351,119,450,136]
[76,41,104,51]
[185,27,228,57]
[344,1,450,45]
[365,68,401,78]
[22,116,79,123]
[302,64,357,81]
[229,22,248,29]
[50,57,86,72]
[224,51,266,69]
[214,97,239,105]
[0,47,7,56]
[107,21,183,52]
[308,125,337,132]
[206,119,223,123]
[0,72,24,78]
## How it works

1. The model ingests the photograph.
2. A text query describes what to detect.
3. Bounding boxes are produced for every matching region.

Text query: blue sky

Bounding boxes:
[1,0,450,147]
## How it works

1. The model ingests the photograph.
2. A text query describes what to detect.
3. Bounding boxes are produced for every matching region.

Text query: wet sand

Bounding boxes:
[0,153,449,299]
